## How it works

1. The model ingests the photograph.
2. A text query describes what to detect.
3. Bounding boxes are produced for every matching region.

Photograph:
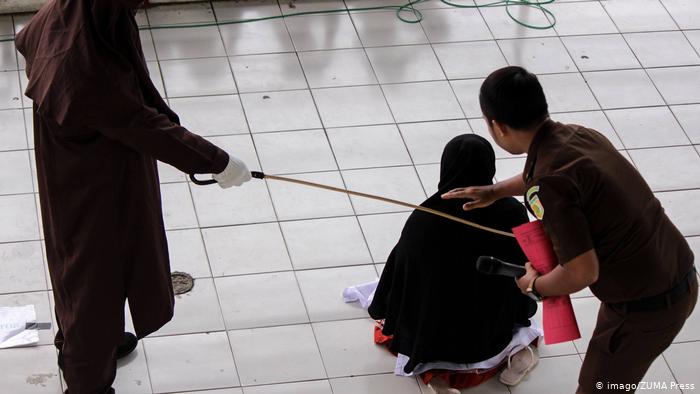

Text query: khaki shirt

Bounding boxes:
[524,120,694,303]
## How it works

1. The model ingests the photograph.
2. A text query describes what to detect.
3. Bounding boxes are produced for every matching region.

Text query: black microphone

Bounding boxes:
[476,256,527,278]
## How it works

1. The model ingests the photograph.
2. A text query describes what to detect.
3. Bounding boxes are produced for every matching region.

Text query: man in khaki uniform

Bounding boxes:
[443,66,697,393]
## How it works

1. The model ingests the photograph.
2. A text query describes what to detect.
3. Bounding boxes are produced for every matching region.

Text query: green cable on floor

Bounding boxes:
[0,0,556,43]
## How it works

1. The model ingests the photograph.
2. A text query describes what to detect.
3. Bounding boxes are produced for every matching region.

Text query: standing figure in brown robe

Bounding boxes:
[15,1,251,392]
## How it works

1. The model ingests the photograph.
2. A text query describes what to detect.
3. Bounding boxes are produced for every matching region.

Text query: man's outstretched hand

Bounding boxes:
[441,185,498,211]
[213,155,251,188]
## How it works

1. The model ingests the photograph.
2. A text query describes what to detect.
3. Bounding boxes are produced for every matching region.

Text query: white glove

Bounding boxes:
[212,155,251,188]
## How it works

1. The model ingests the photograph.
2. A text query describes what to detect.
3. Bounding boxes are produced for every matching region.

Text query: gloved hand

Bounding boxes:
[212,155,251,188]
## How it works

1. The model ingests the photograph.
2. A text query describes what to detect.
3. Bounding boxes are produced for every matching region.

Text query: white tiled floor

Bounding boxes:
[1,1,700,393]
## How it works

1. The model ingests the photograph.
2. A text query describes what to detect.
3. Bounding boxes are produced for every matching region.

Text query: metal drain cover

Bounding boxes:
[171,272,194,295]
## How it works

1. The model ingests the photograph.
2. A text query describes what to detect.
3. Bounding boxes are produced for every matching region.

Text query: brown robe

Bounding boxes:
[16,0,229,392]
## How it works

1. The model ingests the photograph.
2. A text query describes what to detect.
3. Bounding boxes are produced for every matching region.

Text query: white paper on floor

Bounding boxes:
[0,305,40,348]
[343,278,379,309]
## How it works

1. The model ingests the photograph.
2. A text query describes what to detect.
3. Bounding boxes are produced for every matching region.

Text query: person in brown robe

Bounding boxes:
[15,1,251,392]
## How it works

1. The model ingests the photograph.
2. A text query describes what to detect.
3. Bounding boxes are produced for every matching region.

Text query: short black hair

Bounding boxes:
[479,66,549,130]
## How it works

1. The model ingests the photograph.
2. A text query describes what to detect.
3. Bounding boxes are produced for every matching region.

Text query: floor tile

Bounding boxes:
[419,8,492,43]
[229,324,326,386]
[160,57,237,97]
[415,163,440,195]
[296,265,378,321]
[601,0,678,33]
[328,124,412,169]
[538,73,601,113]
[139,30,157,62]
[0,345,61,394]
[671,104,700,144]
[498,37,576,74]
[181,389,242,394]
[241,90,322,133]
[656,189,700,236]
[280,0,346,15]
[23,108,33,147]
[146,61,166,98]
[366,45,445,84]
[647,66,700,105]
[605,106,690,149]
[450,78,485,118]
[253,129,336,173]
[0,241,46,293]
[0,150,33,195]
[299,49,377,88]
[0,291,53,345]
[207,134,262,171]
[342,166,426,214]
[313,318,396,377]
[330,374,422,394]
[190,180,277,227]
[495,157,527,183]
[479,6,557,39]
[286,14,362,51]
[158,161,186,183]
[243,380,332,394]
[160,182,198,230]
[639,357,682,394]
[114,343,153,394]
[203,223,292,276]
[509,355,581,394]
[661,0,700,29]
[152,26,227,60]
[434,41,507,80]
[0,193,39,242]
[383,81,463,123]
[219,20,295,56]
[168,95,249,136]
[154,278,225,336]
[0,70,21,110]
[673,289,700,343]
[562,34,641,72]
[144,332,239,393]
[357,212,410,263]
[215,272,308,329]
[230,53,307,93]
[571,297,602,354]
[400,120,470,164]
[147,3,215,25]
[0,109,27,151]
[553,111,624,150]
[625,31,700,68]
[351,11,428,47]
[214,1,294,56]
[266,171,355,221]
[281,216,373,270]
[313,85,394,127]
[585,69,665,109]
[0,41,17,72]
[664,342,700,390]
[629,146,700,191]
[687,30,700,54]
[549,2,618,36]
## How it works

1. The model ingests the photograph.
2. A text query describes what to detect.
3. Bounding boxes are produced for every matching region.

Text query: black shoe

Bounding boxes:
[55,332,138,360]
[116,332,138,359]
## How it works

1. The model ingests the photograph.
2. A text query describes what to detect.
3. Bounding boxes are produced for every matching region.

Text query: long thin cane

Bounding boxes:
[190,172,515,238]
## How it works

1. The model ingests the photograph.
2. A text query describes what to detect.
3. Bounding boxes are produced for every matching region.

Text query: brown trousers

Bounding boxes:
[577,275,698,394]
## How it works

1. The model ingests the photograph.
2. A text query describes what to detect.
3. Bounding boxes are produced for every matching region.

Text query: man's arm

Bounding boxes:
[517,249,599,297]
[442,172,526,210]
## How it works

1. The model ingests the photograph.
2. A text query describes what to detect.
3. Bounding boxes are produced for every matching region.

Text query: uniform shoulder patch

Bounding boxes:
[526,185,544,220]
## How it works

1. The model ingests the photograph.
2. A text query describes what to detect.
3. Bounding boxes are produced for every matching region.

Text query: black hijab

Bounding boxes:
[368,134,535,372]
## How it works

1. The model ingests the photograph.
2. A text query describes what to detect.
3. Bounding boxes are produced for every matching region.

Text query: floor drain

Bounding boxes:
[171,272,194,295]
